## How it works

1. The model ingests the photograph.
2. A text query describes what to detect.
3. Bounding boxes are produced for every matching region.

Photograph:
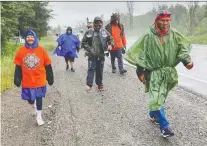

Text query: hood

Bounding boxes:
[24,30,38,49]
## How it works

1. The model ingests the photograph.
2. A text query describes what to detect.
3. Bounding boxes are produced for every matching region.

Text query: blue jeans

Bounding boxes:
[86,57,105,87]
[149,107,170,129]
[110,49,124,71]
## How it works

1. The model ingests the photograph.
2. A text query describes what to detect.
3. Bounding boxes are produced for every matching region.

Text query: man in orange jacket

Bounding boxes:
[105,13,127,75]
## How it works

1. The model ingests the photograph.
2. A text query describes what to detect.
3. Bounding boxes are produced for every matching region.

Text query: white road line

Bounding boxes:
[178,73,207,84]
[123,60,207,84]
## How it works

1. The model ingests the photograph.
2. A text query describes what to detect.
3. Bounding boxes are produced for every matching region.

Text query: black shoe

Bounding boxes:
[149,115,160,125]
[71,68,75,72]
[120,69,127,75]
[161,127,174,138]
[112,68,116,73]
[66,65,69,70]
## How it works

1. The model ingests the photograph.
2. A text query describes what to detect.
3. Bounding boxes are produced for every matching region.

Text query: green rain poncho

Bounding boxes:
[125,26,191,111]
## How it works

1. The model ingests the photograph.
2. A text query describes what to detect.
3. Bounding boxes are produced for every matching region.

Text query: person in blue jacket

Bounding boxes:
[54,27,80,72]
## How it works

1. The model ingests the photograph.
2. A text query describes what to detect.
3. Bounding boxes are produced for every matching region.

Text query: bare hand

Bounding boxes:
[186,62,194,70]
[108,45,112,51]
[58,46,61,50]
[138,74,145,82]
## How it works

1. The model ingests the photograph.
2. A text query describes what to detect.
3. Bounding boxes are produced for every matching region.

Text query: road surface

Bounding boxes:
[1,49,207,146]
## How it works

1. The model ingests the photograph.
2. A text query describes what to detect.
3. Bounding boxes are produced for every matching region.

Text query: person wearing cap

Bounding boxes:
[13,29,54,126]
[81,16,114,92]
[125,10,193,137]
[53,27,80,72]
[105,13,127,75]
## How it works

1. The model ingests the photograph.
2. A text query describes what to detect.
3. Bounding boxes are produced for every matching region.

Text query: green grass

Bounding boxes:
[39,35,56,43]
[187,34,207,44]
[39,35,57,52]
[40,43,56,52]
[1,42,22,93]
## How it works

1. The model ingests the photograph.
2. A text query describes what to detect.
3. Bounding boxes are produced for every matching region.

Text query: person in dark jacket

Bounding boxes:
[105,13,127,74]
[81,16,114,92]
[14,29,54,126]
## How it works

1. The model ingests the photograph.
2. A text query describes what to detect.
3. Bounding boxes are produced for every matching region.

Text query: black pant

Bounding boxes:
[28,97,43,110]
[64,56,74,62]
[86,57,105,87]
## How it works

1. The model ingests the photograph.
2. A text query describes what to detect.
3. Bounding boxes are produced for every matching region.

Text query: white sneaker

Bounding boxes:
[36,118,44,126]
[36,110,44,126]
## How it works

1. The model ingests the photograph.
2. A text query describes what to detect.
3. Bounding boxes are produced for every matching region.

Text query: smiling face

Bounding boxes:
[156,18,171,31]
[26,35,35,45]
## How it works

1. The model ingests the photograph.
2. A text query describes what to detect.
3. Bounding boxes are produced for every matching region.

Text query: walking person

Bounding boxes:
[125,10,194,137]
[53,26,80,72]
[81,16,114,92]
[105,13,127,75]
[14,29,54,126]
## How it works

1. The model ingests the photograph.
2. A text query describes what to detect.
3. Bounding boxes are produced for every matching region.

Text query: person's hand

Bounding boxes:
[108,45,112,51]
[138,74,145,82]
[58,46,61,50]
[185,62,194,70]
[122,47,126,54]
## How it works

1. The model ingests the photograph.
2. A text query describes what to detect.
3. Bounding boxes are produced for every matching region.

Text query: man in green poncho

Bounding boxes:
[125,10,194,137]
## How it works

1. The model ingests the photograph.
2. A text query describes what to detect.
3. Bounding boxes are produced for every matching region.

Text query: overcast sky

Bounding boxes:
[48,2,205,28]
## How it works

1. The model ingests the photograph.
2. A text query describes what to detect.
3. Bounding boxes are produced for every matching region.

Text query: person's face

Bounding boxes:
[156,18,171,31]
[26,35,35,45]
[87,25,92,29]
[67,30,72,34]
[94,21,102,31]
[112,16,119,25]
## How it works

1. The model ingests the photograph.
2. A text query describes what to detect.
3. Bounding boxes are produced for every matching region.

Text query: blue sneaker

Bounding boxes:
[149,115,160,125]
[160,127,174,138]
[71,68,75,72]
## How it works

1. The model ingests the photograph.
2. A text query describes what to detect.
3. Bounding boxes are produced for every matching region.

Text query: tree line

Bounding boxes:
[1,1,53,54]
[121,2,207,37]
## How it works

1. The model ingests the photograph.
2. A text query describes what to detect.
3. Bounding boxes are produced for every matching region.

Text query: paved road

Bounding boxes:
[1,50,207,146]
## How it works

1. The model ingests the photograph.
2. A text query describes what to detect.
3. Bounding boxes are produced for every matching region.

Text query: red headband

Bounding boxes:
[156,15,171,20]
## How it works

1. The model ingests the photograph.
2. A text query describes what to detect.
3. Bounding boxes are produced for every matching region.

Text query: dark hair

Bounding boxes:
[157,10,171,16]
[110,13,120,23]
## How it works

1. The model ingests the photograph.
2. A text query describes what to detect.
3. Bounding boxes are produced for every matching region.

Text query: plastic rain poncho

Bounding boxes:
[124,26,191,111]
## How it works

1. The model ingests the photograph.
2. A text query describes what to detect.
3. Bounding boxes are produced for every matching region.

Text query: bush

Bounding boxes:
[1,42,22,93]
[1,56,15,93]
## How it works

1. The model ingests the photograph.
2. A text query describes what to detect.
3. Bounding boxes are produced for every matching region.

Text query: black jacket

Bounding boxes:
[81,28,114,57]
